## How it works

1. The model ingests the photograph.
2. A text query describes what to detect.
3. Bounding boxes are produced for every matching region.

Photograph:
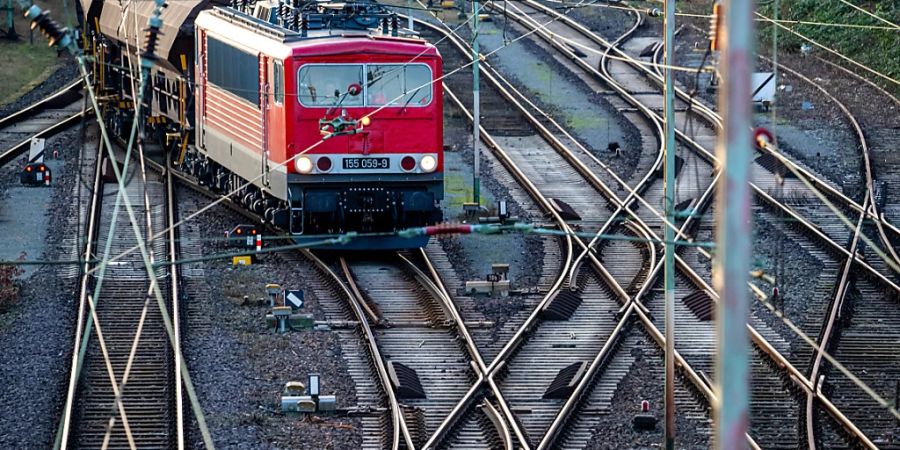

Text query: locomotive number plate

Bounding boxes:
[343,157,390,170]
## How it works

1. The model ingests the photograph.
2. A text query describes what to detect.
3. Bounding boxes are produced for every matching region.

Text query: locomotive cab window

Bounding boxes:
[297,63,432,107]
[273,61,284,104]
[297,64,364,107]
[367,64,432,107]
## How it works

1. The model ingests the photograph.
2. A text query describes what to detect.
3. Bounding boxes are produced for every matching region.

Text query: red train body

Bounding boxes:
[84,1,444,249]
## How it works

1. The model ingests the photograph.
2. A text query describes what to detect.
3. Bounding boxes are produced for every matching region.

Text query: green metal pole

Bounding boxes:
[663,0,676,449]
[715,0,754,448]
[472,0,480,205]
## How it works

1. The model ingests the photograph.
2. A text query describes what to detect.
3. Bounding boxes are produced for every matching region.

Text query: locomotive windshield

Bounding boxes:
[297,64,365,107]
[297,63,432,107]
[366,64,432,106]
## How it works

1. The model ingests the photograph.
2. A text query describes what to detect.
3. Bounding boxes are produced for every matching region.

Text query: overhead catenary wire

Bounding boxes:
[14,2,221,449]
[543,0,900,30]
[19,0,900,440]
[68,2,171,447]
[511,0,900,428]
[834,0,900,30]
[57,2,159,448]
[76,0,630,279]
[755,11,900,87]
[95,6,174,446]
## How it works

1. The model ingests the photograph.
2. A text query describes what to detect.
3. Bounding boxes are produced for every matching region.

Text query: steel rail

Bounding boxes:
[493,2,878,446]
[0,109,89,166]
[517,0,900,287]
[758,55,900,270]
[422,84,573,450]
[0,78,83,129]
[748,59,897,448]
[479,401,513,450]
[415,10,762,448]
[166,153,186,449]
[413,247,522,448]
[56,136,106,450]
[335,255,417,450]
[806,206,868,449]
[398,250,516,448]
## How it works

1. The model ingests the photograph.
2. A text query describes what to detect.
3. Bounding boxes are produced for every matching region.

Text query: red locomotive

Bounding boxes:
[82,0,444,249]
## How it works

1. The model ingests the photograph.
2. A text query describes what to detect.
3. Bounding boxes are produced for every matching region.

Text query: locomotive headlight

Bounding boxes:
[420,155,437,173]
[295,156,314,174]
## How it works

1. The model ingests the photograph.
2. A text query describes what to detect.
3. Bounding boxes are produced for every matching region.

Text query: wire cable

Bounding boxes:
[834,0,900,30]
[543,0,900,30]
[77,0,634,278]
[755,11,900,87]
[12,2,220,448]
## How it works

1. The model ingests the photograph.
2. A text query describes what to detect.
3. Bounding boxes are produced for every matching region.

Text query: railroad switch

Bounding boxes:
[281,374,337,414]
[478,200,519,225]
[465,263,512,296]
[265,283,282,307]
[265,307,314,332]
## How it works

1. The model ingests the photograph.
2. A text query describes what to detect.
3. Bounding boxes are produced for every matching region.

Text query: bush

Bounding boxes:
[0,264,24,312]
[758,0,900,95]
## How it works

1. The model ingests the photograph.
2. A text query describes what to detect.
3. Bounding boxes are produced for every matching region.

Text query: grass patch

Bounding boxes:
[675,0,899,95]
[444,172,474,207]
[0,0,75,107]
[565,114,604,133]
[758,0,899,94]
[0,41,60,107]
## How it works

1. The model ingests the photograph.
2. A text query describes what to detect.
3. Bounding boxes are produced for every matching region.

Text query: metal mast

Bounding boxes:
[663,0,676,448]
[471,0,480,205]
[715,0,754,448]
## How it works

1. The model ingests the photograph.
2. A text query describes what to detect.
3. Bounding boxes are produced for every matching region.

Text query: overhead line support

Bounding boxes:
[663,0,677,449]
[714,0,755,448]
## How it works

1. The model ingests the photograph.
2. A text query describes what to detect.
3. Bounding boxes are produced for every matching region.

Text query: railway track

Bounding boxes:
[411,1,893,448]
[406,10,745,449]
[759,55,900,449]
[24,3,890,448]
[663,17,900,449]
[57,138,182,449]
[0,79,85,166]
[339,254,479,447]
[489,2,900,448]
[529,1,900,287]
[296,249,415,450]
